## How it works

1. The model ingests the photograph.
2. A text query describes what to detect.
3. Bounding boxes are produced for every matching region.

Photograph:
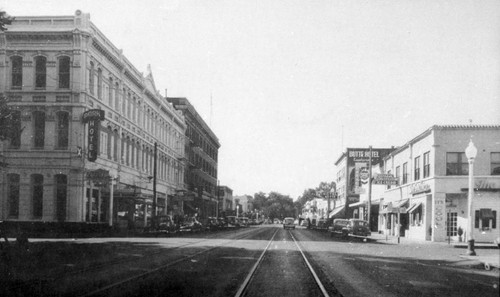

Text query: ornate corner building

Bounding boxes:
[0,11,190,230]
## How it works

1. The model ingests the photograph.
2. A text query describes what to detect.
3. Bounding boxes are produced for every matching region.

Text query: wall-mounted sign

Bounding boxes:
[373,173,398,185]
[82,109,105,162]
[410,181,431,195]
[347,148,393,196]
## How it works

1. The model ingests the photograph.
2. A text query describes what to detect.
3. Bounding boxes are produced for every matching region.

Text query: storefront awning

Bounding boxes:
[380,199,409,214]
[479,208,495,220]
[329,205,345,219]
[407,202,422,213]
[349,201,366,208]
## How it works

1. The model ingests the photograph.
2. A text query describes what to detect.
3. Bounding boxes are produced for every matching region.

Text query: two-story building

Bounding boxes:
[377,125,500,242]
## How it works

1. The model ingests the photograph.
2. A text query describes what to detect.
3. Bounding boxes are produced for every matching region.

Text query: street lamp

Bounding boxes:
[465,139,477,256]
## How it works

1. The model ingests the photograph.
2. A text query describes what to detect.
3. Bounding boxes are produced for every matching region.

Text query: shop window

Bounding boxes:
[491,152,500,175]
[35,56,47,89]
[11,56,23,89]
[475,209,496,230]
[446,212,457,236]
[58,56,70,89]
[31,174,44,219]
[410,205,422,226]
[7,173,20,218]
[55,174,67,222]
[446,152,468,175]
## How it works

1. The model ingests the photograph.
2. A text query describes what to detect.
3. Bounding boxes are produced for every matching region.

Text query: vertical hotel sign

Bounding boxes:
[82,109,105,162]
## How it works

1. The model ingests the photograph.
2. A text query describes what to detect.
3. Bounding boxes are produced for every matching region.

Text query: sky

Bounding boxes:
[4,0,500,199]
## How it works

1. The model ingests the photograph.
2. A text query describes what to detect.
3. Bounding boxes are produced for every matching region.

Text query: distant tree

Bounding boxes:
[0,10,14,31]
[296,188,317,211]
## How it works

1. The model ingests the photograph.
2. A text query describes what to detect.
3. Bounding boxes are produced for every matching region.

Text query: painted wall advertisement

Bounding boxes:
[347,148,393,196]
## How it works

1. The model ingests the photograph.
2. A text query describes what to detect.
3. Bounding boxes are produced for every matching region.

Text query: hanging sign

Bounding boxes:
[82,109,105,162]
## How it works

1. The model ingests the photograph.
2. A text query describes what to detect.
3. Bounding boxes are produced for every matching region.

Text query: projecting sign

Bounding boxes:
[373,173,398,185]
[82,109,105,162]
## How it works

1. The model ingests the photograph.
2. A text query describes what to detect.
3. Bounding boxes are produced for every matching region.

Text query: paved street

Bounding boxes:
[1,225,498,296]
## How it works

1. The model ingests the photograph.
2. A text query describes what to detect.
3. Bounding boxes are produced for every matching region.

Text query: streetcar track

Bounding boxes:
[235,228,331,297]
[80,227,273,297]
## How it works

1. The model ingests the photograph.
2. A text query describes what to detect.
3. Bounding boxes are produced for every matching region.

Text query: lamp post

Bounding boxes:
[465,139,477,256]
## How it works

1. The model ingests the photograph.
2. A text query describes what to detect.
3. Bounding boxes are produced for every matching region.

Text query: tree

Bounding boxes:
[0,10,14,31]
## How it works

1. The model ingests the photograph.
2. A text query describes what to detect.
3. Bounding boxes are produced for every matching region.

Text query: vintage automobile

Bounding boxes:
[157,215,179,234]
[343,219,371,237]
[179,217,203,233]
[328,219,350,236]
[283,217,295,230]
[226,216,240,228]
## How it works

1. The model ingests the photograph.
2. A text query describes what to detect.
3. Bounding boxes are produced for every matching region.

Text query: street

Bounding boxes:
[1,224,498,297]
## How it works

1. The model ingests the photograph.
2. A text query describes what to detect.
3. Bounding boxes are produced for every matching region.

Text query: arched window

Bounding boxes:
[33,111,46,148]
[58,56,70,89]
[97,68,103,100]
[109,78,114,107]
[55,174,67,222]
[11,56,23,89]
[31,174,44,219]
[35,56,47,88]
[7,173,20,218]
[56,111,69,149]
[89,62,95,95]
[1,110,22,149]
[114,82,120,111]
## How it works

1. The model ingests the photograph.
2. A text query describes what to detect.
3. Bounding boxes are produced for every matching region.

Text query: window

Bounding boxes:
[11,56,23,88]
[100,131,108,157]
[33,111,46,148]
[58,56,70,88]
[55,174,67,222]
[32,174,44,219]
[491,152,500,175]
[97,69,103,100]
[114,83,120,111]
[414,156,421,181]
[446,152,468,175]
[35,56,47,88]
[7,174,20,218]
[402,162,408,185]
[423,151,430,178]
[56,112,69,149]
[475,209,496,230]
[0,109,21,148]
[446,212,457,236]
[89,62,95,95]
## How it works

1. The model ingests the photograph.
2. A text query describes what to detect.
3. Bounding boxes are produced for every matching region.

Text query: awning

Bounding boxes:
[349,201,366,208]
[407,202,422,213]
[380,199,409,214]
[329,205,345,219]
[479,208,495,220]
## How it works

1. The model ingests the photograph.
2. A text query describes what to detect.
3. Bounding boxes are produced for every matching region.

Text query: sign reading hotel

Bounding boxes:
[347,148,393,195]
[82,109,105,162]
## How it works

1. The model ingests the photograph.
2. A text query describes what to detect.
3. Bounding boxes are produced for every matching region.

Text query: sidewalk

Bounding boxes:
[369,232,500,270]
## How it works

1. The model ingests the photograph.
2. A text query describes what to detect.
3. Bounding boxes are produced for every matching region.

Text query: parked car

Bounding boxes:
[157,215,179,234]
[314,218,329,231]
[283,217,295,230]
[344,219,371,237]
[328,219,350,236]
[300,219,310,227]
[238,217,249,227]
[179,217,203,233]
[226,216,240,228]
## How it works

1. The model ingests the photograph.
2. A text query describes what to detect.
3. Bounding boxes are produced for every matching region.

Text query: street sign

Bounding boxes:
[372,173,398,185]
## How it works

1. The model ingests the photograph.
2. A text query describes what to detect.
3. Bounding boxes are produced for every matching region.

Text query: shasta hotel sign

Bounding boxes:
[82,109,105,162]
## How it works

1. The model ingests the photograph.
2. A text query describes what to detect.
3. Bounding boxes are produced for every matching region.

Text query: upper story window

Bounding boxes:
[31,174,44,219]
[423,151,430,178]
[491,152,500,175]
[33,111,46,148]
[97,69,103,100]
[11,56,23,89]
[7,173,20,218]
[414,156,421,181]
[56,112,69,149]
[446,152,468,175]
[89,62,95,95]
[58,56,70,89]
[35,56,47,89]
[402,162,408,185]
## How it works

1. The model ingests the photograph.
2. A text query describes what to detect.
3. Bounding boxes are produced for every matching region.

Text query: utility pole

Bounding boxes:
[367,146,372,230]
[152,142,157,230]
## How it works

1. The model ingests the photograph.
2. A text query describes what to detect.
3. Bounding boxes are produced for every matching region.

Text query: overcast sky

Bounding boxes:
[5,0,500,199]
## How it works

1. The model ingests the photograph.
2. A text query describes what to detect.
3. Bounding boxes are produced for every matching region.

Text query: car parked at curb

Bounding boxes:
[328,219,350,236]
[344,219,371,237]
